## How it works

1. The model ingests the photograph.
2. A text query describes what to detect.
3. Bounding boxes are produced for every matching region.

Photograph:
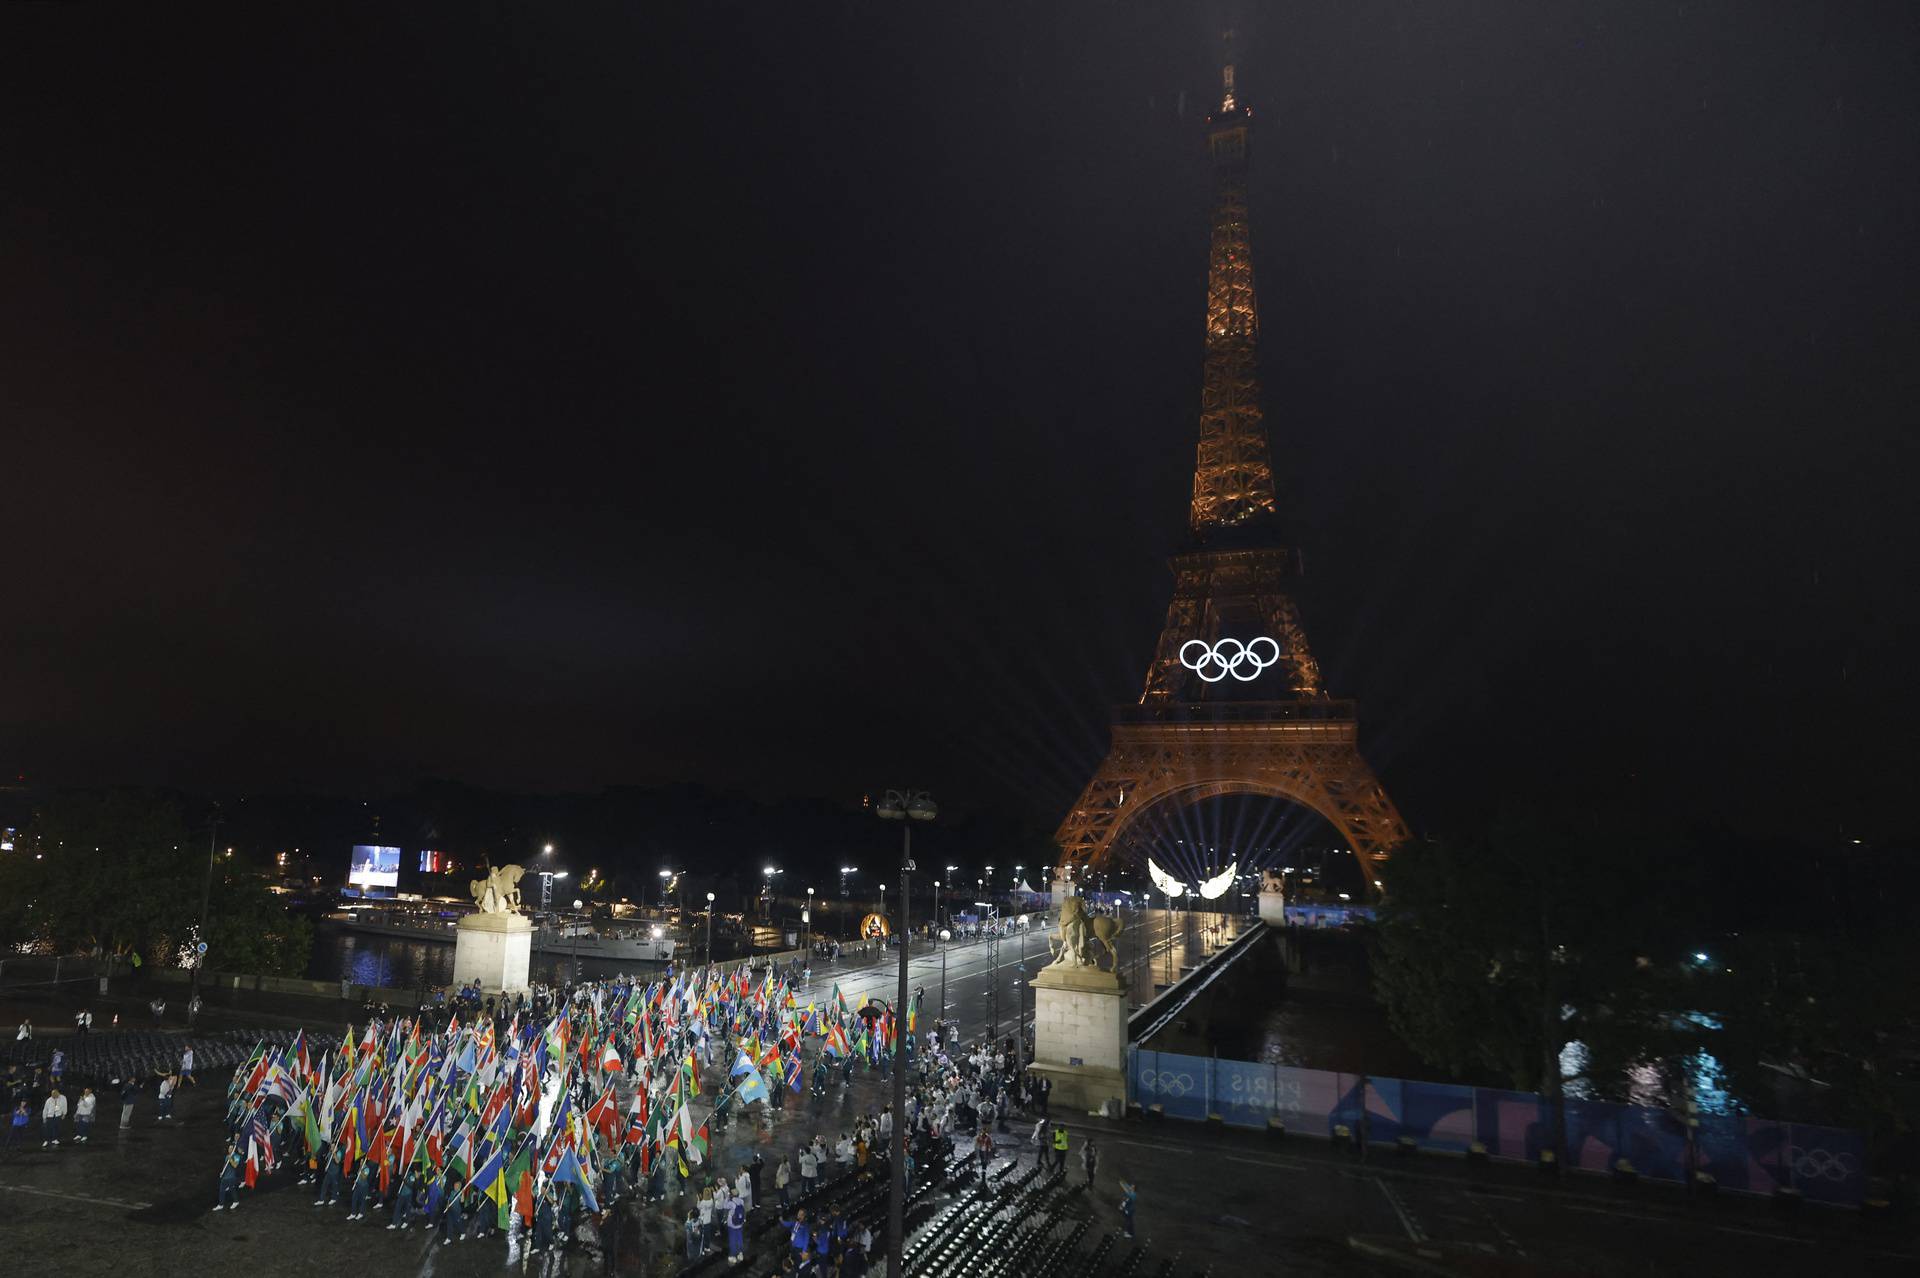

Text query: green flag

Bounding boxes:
[502,1141,531,1231]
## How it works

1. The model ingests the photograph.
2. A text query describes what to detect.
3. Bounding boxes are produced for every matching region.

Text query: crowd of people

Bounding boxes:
[7,922,1140,1272]
[3,1045,191,1154]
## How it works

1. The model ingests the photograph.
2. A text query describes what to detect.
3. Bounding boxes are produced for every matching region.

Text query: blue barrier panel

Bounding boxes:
[1132,1049,1209,1121]
[1615,1106,1690,1182]
[1475,1088,1553,1163]
[1693,1113,1777,1195]
[1786,1122,1867,1206]
[1562,1097,1626,1173]
[1358,1076,1405,1143]
[1399,1079,1477,1153]
[1131,1052,1864,1204]
[1270,1064,1344,1134]
[1214,1056,1278,1127]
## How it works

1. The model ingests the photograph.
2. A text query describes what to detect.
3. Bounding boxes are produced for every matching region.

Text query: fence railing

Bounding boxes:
[1128,1047,1866,1206]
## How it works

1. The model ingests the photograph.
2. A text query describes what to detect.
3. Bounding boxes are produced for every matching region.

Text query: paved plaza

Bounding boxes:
[3,928,1915,1276]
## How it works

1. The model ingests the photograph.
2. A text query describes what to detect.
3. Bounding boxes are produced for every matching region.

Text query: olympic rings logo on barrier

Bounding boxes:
[1137,1071,1195,1097]
[1179,636,1281,683]
[1790,1146,1859,1182]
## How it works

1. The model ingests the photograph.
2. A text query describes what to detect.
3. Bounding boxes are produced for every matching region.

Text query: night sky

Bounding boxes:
[5,3,1916,845]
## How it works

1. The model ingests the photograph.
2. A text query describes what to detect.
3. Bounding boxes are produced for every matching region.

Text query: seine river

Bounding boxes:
[304,926,659,992]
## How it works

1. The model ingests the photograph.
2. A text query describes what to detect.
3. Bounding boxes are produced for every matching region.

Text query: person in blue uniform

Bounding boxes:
[725,1191,747,1263]
[216,1146,243,1211]
[315,1147,345,1208]
[387,1170,415,1230]
[348,1162,374,1220]
[439,1187,466,1245]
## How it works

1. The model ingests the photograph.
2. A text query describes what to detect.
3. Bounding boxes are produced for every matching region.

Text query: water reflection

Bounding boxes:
[306,927,665,992]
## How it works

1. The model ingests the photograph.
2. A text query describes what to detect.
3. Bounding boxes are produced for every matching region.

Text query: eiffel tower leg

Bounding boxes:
[1054,722,1407,895]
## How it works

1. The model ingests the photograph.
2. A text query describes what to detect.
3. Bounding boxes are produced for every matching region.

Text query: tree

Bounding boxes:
[0,789,196,964]
[0,789,312,977]
[1708,916,1920,1148]
[1372,808,1707,1113]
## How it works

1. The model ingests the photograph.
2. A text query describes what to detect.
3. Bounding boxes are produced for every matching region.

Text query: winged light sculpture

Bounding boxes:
[1145,857,1238,901]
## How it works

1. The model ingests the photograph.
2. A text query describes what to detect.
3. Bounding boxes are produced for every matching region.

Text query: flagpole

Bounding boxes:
[875,789,934,1278]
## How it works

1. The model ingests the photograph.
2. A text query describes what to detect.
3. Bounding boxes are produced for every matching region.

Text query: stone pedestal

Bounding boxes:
[1028,962,1129,1115]
[1258,870,1286,927]
[452,912,532,994]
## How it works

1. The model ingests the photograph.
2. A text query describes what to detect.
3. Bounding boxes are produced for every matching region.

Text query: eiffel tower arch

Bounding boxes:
[1055,53,1408,894]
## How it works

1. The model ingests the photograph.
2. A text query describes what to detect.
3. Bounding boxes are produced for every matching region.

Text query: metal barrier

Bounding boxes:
[1127,1047,1866,1206]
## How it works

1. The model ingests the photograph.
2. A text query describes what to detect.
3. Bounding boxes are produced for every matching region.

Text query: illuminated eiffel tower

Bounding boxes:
[1054,55,1408,893]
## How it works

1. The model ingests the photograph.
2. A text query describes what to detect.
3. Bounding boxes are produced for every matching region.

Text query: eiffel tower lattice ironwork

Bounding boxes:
[1054,57,1408,892]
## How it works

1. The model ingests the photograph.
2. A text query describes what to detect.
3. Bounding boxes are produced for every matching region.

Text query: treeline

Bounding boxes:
[1371,807,1920,1152]
[0,789,312,976]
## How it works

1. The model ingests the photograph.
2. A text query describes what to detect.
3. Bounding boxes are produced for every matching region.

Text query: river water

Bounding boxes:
[304,926,661,992]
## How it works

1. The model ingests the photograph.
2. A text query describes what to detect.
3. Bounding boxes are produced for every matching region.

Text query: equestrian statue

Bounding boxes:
[1049,895,1123,971]
[469,861,525,915]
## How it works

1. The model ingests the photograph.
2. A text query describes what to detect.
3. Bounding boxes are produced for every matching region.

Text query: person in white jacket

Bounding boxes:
[73,1087,97,1143]
[41,1088,68,1147]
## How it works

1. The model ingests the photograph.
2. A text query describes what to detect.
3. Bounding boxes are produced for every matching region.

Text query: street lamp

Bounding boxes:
[805,886,815,943]
[977,899,1000,1047]
[188,813,222,1030]
[937,926,954,1019]
[571,897,585,980]
[840,865,856,941]
[874,787,936,1278]
[705,891,716,968]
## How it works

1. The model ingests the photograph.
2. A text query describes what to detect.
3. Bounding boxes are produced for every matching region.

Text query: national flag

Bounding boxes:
[736,1063,770,1108]
[468,1134,507,1200]
[621,1088,647,1147]
[302,1095,323,1156]
[552,1146,600,1213]
[447,1119,475,1182]
[599,1040,622,1075]
[584,1086,620,1144]
[503,1137,532,1230]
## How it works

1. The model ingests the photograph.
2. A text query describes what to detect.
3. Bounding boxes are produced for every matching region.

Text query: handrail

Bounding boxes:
[1127,920,1266,1044]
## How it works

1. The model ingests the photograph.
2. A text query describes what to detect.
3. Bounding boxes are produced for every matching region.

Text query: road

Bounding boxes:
[777,907,1237,1049]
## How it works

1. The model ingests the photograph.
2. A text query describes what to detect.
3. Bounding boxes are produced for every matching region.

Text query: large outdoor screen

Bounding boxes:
[349,844,401,888]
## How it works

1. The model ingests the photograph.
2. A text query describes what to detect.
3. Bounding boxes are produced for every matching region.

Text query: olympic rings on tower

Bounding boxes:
[1178,636,1281,683]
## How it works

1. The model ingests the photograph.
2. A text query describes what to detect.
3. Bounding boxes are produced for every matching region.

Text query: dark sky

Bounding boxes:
[4,3,1916,844]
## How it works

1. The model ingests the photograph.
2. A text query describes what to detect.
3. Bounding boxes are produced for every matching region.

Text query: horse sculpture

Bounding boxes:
[1050,895,1123,971]
[469,862,525,915]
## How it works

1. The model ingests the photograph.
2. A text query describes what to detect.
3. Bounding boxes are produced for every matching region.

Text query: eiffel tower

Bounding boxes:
[1054,55,1408,893]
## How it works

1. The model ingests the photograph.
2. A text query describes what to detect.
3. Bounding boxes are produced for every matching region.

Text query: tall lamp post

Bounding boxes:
[187,813,222,1031]
[704,892,716,968]
[571,898,586,981]
[937,926,951,1023]
[875,788,936,1278]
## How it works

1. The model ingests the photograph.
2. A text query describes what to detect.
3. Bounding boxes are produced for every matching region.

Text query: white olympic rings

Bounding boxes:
[1789,1146,1859,1182]
[1137,1070,1195,1097]
[1179,636,1281,683]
